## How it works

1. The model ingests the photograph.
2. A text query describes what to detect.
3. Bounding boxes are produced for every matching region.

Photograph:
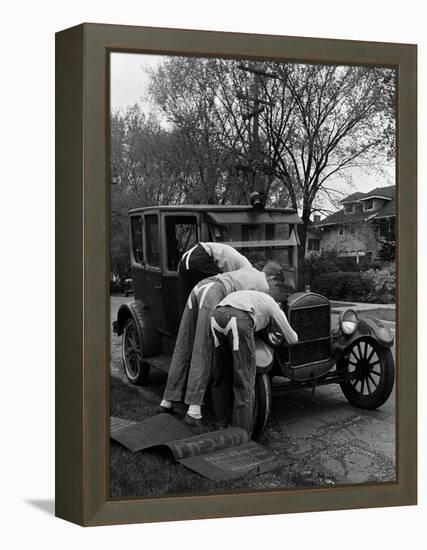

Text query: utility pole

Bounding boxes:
[238,64,278,202]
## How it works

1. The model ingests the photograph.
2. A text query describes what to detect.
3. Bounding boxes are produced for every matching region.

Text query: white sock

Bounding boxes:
[187,404,202,419]
[160,399,172,409]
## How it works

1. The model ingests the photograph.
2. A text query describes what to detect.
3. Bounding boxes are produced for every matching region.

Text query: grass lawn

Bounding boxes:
[109,373,338,498]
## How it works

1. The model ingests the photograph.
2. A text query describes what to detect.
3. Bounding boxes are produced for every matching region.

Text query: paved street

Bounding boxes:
[110,295,396,486]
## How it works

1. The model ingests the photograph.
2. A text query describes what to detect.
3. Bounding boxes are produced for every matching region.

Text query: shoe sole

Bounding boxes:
[158,406,175,415]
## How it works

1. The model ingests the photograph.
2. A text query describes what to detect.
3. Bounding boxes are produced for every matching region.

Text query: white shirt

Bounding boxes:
[215,267,269,294]
[216,290,298,345]
[200,242,251,272]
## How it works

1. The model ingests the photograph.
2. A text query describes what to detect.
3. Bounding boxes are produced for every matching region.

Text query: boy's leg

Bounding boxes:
[210,307,238,426]
[210,332,233,427]
[162,288,199,403]
[229,311,256,434]
[177,269,196,318]
[184,281,227,408]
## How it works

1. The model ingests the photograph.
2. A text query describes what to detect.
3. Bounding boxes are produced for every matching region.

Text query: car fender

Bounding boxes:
[255,337,274,373]
[331,316,394,357]
[114,300,161,357]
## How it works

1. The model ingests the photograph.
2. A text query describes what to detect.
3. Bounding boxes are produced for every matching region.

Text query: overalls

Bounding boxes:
[177,244,220,317]
[210,306,256,433]
[163,277,227,405]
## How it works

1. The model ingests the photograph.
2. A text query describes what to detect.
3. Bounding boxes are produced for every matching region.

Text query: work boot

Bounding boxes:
[213,419,229,430]
[183,414,205,431]
[157,405,175,415]
[157,399,175,415]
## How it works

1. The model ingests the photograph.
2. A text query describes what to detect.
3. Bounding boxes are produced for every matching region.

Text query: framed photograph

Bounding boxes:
[55,23,417,526]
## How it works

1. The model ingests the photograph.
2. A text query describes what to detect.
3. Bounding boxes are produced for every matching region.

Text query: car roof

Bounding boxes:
[129,204,298,214]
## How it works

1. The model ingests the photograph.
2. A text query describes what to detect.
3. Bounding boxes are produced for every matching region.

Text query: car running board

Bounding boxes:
[145,355,171,374]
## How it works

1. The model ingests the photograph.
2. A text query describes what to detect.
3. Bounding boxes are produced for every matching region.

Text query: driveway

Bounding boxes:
[110,295,396,486]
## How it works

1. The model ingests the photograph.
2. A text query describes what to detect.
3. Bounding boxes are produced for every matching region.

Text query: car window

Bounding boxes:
[165,216,198,271]
[145,214,160,267]
[211,223,290,243]
[130,216,144,264]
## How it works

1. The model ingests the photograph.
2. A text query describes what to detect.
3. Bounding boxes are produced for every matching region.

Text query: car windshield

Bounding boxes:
[209,222,295,271]
[210,222,290,243]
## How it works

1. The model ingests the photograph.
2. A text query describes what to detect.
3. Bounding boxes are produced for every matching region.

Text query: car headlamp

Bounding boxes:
[339,309,358,335]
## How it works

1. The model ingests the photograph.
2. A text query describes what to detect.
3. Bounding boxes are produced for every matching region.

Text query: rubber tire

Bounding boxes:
[122,317,151,386]
[337,339,394,409]
[251,373,272,440]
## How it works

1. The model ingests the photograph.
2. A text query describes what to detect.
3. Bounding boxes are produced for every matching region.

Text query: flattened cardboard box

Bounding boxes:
[111,414,281,482]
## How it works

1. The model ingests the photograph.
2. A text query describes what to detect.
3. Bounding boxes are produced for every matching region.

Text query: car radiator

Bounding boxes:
[288,299,331,367]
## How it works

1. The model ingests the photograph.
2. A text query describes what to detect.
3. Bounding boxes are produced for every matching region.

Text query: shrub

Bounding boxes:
[310,262,395,303]
[365,262,396,303]
[301,251,357,289]
[311,271,374,302]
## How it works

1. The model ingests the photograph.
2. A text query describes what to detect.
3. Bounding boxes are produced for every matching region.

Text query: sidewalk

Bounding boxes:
[330,300,395,312]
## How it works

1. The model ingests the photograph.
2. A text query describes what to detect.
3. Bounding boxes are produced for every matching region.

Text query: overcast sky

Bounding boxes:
[110,52,395,201]
[110,52,164,111]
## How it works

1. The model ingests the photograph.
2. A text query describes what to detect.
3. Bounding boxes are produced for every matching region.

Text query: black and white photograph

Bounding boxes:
[109,51,396,498]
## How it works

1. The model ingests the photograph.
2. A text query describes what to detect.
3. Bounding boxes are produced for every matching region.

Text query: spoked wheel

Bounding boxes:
[122,318,150,385]
[251,373,272,440]
[337,337,394,409]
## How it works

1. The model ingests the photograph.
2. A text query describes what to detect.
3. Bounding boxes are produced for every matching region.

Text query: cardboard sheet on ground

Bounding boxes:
[110,414,281,481]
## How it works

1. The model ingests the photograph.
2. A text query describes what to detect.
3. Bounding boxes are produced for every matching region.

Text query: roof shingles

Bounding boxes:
[317,185,395,227]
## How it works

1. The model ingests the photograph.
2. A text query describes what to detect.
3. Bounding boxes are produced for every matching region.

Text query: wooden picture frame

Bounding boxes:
[55,23,417,526]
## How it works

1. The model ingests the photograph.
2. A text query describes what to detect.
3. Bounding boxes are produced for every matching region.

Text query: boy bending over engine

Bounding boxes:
[177,242,251,317]
[160,262,282,426]
[210,290,298,434]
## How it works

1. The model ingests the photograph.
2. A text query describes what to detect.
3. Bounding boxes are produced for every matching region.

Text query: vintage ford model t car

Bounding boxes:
[113,204,395,439]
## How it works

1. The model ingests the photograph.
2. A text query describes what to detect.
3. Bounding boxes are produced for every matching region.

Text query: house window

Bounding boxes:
[308,238,320,251]
[364,198,374,211]
[338,225,344,236]
[379,219,391,238]
[344,203,354,214]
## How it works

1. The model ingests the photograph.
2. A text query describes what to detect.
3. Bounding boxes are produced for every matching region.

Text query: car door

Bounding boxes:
[129,214,146,302]
[143,213,168,333]
[162,213,199,335]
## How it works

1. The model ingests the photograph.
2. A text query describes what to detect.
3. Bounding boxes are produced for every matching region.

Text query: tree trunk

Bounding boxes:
[297,206,311,290]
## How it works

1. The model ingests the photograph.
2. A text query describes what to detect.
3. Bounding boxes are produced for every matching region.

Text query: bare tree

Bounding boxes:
[257,63,395,259]
[148,57,241,204]
[110,57,395,272]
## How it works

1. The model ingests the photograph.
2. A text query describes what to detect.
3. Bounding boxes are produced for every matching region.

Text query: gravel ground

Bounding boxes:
[109,295,396,496]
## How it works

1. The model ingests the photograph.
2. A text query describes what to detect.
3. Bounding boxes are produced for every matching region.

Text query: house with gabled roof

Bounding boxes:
[310,185,396,264]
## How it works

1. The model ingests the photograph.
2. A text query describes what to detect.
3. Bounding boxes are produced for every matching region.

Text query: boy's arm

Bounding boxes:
[269,301,298,345]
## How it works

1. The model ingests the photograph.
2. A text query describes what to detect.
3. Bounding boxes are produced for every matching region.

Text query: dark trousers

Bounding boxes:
[210,306,256,433]
[163,279,227,405]
[177,244,220,318]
